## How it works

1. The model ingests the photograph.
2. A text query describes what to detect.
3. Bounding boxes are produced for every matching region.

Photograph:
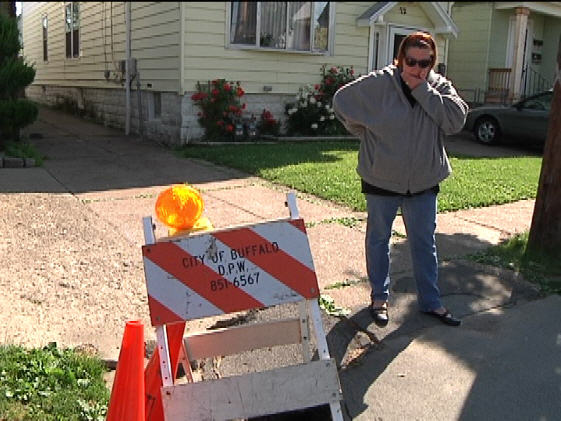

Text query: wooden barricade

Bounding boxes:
[141,192,343,420]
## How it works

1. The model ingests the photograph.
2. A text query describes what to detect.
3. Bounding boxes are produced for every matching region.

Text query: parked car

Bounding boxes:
[464,89,553,147]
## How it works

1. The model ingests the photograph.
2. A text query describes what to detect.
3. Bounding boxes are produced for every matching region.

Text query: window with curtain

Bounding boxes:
[42,15,48,61]
[230,1,331,53]
[65,2,80,58]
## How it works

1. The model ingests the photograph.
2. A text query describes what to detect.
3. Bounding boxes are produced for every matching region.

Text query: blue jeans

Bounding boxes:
[365,191,442,312]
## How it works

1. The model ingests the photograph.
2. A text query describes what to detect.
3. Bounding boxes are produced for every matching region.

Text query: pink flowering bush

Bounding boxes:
[284,65,357,136]
[191,79,246,140]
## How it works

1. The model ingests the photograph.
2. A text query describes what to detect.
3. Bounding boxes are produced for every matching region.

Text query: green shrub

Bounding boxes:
[0,99,38,140]
[0,14,38,147]
[0,14,20,57]
[256,108,280,137]
[191,79,246,140]
[0,57,36,97]
[284,65,357,136]
[4,139,44,165]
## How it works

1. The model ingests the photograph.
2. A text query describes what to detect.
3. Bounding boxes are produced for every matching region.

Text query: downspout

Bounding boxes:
[179,1,188,143]
[180,2,185,95]
[137,69,143,138]
[444,2,454,76]
[125,1,131,135]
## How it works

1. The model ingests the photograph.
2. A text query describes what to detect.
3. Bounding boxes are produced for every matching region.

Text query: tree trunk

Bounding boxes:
[527,35,561,258]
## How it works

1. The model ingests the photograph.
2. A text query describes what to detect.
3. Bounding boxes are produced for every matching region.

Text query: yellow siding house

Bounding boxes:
[22,2,459,144]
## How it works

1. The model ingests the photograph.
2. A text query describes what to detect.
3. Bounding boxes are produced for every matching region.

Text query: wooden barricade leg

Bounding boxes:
[145,323,186,420]
[308,299,344,421]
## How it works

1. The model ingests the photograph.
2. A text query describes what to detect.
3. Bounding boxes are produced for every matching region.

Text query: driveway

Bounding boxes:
[445,130,542,158]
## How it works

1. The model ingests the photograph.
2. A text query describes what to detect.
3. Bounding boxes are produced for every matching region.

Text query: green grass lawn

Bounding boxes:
[177,141,541,213]
[470,232,561,294]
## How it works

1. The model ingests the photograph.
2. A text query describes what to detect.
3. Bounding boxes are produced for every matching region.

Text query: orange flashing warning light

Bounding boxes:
[155,184,204,231]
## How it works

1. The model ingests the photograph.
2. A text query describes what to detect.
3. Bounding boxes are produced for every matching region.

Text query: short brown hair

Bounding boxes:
[393,32,437,69]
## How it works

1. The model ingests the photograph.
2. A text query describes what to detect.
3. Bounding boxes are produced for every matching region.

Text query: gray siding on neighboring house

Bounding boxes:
[542,16,561,83]
[448,2,561,103]
[447,2,494,100]
[488,9,510,69]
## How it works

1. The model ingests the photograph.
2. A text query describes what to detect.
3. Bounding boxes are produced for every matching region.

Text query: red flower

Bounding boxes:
[229,105,238,112]
[191,92,207,101]
[242,103,246,109]
[224,83,231,91]
[226,124,234,132]
[330,66,338,73]
[236,87,245,97]
[211,89,219,96]
[325,77,333,85]
[314,84,320,90]
[216,120,224,126]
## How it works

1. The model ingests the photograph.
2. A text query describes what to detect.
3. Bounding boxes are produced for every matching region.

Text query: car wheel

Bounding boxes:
[474,117,500,145]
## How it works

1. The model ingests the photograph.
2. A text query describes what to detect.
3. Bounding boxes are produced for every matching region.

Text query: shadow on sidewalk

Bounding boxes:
[323,232,544,420]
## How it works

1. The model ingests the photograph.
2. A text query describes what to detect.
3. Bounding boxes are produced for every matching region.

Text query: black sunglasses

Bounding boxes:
[404,56,433,68]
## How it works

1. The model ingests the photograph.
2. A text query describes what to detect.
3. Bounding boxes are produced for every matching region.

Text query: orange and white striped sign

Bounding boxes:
[142,218,319,326]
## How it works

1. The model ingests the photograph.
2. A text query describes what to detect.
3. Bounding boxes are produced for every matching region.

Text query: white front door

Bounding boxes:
[388,25,418,63]
[370,25,425,71]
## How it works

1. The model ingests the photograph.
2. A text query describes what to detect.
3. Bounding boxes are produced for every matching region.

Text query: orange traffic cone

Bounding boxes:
[145,322,186,421]
[107,320,146,421]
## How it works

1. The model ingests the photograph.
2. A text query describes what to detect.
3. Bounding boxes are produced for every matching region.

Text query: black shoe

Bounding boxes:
[369,303,389,327]
[422,308,461,326]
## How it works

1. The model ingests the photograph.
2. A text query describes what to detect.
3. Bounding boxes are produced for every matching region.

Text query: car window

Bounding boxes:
[539,93,553,111]
[521,92,553,111]
[521,100,544,110]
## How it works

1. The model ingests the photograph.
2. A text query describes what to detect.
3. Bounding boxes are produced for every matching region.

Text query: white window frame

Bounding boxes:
[42,14,48,62]
[382,24,433,67]
[64,1,80,59]
[388,25,417,63]
[227,2,335,55]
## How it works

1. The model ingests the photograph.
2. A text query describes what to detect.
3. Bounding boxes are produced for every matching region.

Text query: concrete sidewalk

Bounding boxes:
[1,106,559,420]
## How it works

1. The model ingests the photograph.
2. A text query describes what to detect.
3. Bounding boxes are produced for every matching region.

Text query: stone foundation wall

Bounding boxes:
[26,85,182,146]
[180,92,295,143]
[26,85,296,146]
